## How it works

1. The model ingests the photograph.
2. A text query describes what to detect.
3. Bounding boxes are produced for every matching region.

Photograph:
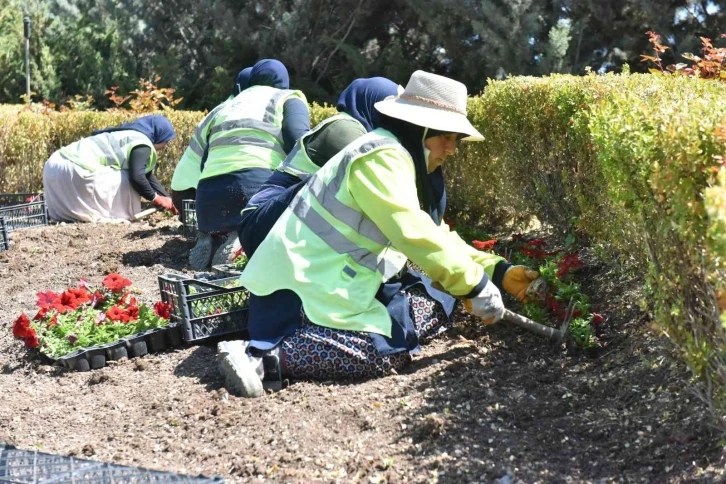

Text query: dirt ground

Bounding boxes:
[0,216,724,483]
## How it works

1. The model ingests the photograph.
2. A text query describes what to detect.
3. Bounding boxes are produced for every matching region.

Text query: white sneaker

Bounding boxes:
[217,340,263,398]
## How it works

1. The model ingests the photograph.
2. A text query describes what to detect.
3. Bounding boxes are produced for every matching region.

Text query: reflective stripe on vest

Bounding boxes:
[289,194,400,279]
[208,135,286,156]
[199,86,307,179]
[58,130,155,172]
[88,135,121,166]
[198,100,228,136]
[208,89,293,139]
[277,113,356,180]
[238,129,411,337]
[263,90,292,124]
[188,137,205,157]
[292,136,404,280]
[209,119,282,140]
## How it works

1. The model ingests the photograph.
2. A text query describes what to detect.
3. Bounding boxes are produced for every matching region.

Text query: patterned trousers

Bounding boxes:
[280,287,453,381]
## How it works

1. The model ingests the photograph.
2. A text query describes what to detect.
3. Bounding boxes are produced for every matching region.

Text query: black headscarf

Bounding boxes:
[377,114,446,225]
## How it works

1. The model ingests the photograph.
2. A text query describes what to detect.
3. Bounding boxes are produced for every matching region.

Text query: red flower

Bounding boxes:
[67,334,78,345]
[232,247,246,260]
[67,287,91,304]
[36,290,60,308]
[591,313,604,325]
[556,253,584,278]
[443,216,457,229]
[546,296,585,321]
[525,239,547,248]
[124,305,139,322]
[91,290,106,307]
[13,313,31,339]
[24,328,39,349]
[105,305,126,322]
[33,306,49,321]
[47,314,58,328]
[545,295,561,311]
[522,247,547,260]
[50,302,68,314]
[154,301,172,319]
[103,274,132,293]
[472,239,497,251]
[59,291,82,310]
[119,294,137,307]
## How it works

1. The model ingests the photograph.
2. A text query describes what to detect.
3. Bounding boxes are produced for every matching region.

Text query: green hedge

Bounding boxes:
[0,102,337,192]
[449,73,726,419]
[2,75,726,420]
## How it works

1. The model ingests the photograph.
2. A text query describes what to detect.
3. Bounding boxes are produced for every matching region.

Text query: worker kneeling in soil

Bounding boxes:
[43,115,178,223]
[170,67,253,222]
[237,76,401,258]
[218,71,543,397]
[191,59,310,270]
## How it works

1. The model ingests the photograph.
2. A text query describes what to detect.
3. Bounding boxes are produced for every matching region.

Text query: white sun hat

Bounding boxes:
[374,70,483,141]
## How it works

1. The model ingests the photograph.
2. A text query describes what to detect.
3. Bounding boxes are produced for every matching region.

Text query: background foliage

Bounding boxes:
[1,0,724,109]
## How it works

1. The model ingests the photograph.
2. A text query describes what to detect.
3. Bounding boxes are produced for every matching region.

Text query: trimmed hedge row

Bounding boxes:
[0,102,337,193]
[2,75,726,420]
[449,73,726,419]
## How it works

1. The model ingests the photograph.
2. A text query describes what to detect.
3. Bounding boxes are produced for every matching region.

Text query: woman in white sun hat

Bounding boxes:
[222,71,543,397]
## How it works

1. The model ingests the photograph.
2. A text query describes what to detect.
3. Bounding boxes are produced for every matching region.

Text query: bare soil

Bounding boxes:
[0,216,724,483]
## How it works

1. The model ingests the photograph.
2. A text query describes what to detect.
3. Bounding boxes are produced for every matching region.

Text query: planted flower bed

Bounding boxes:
[11,273,180,371]
[452,220,604,349]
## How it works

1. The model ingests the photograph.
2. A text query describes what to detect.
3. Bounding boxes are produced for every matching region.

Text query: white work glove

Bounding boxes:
[462,280,505,325]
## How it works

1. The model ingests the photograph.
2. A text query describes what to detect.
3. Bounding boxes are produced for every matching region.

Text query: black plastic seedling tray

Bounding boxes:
[54,324,184,372]
[0,441,224,483]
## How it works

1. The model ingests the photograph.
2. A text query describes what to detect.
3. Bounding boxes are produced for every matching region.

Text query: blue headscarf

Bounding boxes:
[92,115,176,145]
[249,59,289,89]
[232,67,253,96]
[336,77,399,132]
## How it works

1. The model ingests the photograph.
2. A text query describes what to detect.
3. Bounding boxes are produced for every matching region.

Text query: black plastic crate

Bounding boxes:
[0,442,224,483]
[182,199,198,239]
[0,193,48,232]
[158,273,249,343]
[0,217,8,252]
